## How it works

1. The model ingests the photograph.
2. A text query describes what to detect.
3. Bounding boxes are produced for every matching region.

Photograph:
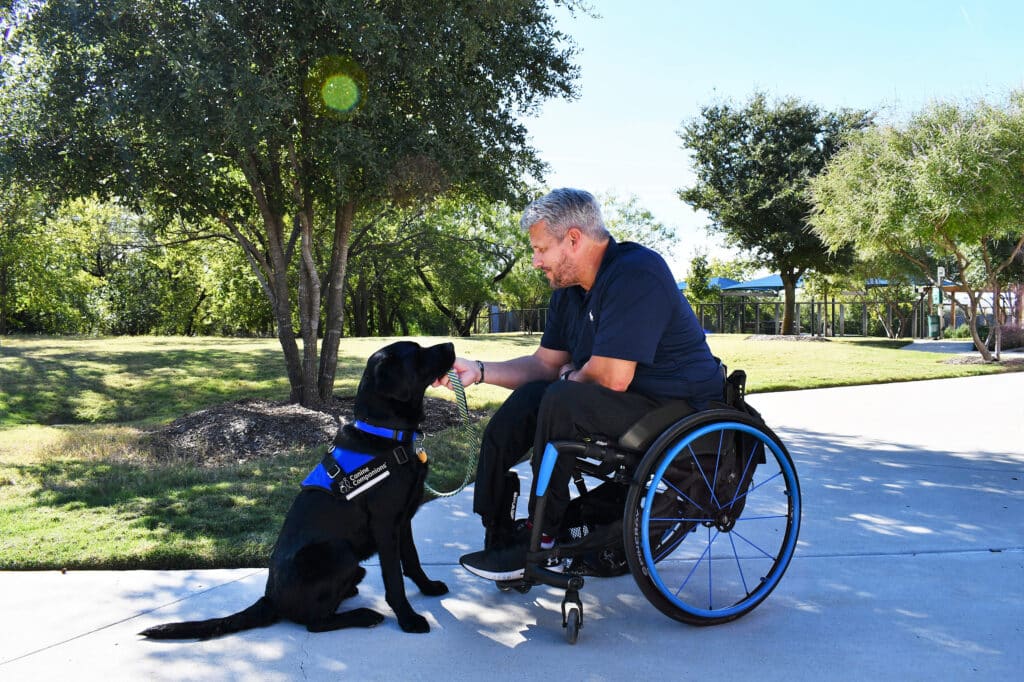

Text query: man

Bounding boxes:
[438,188,723,581]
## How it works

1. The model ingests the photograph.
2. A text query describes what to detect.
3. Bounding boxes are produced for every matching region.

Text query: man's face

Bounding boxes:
[528,221,578,289]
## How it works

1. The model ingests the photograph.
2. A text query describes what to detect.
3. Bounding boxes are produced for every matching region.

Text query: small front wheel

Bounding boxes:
[564,607,581,644]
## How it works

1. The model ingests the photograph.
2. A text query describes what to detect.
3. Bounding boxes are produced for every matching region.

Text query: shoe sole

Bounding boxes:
[459,560,566,582]
[460,560,525,582]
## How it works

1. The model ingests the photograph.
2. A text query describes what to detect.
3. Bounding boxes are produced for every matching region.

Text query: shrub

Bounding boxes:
[944,323,987,339]
[989,324,1024,350]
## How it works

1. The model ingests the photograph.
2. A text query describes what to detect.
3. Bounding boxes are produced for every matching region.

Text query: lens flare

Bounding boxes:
[322,74,360,112]
[305,56,367,119]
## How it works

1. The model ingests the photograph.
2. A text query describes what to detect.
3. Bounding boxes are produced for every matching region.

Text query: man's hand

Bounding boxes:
[432,356,481,389]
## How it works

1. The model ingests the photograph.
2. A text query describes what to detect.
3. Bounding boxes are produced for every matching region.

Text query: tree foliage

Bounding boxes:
[678,92,873,333]
[600,192,677,253]
[810,93,1024,359]
[2,0,580,406]
[410,195,521,337]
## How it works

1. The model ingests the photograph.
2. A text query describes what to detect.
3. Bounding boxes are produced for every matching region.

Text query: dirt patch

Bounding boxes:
[943,355,1024,366]
[146,396,487,467]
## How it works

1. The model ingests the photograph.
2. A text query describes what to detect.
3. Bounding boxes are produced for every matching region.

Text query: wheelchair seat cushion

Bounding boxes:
[617,399,698,452]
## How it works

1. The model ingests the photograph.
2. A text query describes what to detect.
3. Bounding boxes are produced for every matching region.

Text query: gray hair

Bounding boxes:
[519,188,610,241]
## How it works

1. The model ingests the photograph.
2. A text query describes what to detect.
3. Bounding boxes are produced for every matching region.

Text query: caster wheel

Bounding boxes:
[564,607,581,645]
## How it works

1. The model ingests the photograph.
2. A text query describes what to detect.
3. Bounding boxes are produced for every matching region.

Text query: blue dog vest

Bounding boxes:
[302,421,423,499]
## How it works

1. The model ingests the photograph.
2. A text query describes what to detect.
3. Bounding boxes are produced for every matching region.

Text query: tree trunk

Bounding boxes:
[0,262,8,336]
[352,274,370,336]
[455,301,485,337]
[992,280,1001,361]
[297,210,321,408]
[963,293,994,362]
[271,268,305,403]
[780,275,799,335]
[183,290,207,336]
[317,201,354,403]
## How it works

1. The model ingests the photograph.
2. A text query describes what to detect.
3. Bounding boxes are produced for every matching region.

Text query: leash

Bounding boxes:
[422,369,480,498]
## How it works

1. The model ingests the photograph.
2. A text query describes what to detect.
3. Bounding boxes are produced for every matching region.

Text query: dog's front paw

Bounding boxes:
[398,610,430,634]
[420,579,449,597]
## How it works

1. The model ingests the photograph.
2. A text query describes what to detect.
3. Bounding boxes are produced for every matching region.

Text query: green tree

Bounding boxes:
[600,192,677,253]
[2,0,580,406]
[684,253,713,305]
[0,189,105,334]
[411,195,520,337]
[0,182,47,334]
[678,93,873,334]
[810,94,1024,360]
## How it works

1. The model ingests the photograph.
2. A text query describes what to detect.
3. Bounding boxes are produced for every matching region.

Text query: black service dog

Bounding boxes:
[140,340,456,639]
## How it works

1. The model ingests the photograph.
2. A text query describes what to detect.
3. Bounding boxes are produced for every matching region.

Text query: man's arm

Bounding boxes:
[560,355,637,392]
[438,346,569,391]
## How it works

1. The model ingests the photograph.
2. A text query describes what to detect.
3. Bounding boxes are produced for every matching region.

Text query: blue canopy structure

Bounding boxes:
[677,276,741,293]
[709,276,740,289]
[722,274,804,294]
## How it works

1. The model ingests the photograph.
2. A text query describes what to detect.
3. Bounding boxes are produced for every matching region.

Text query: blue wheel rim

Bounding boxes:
[639,421,801,619]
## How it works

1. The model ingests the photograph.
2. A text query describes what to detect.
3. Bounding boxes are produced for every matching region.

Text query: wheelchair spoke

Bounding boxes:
[674,527,716,599]
[686,442,722,508]
[724,440,762,508]
[658,477,706,512]
[730,527,782,560]
[728,531,750,595]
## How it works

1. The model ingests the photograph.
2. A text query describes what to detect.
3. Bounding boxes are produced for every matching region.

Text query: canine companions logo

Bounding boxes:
[302,447,392,499]
[337,461,390,498]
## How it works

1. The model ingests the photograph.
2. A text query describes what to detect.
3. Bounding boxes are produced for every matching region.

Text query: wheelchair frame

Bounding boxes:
[502,372,802,644]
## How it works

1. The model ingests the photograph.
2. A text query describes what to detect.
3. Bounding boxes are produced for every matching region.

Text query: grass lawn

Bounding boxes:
[1,333,1018,570]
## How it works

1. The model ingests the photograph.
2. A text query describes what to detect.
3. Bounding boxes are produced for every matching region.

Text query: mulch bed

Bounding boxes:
[145,396,487,467]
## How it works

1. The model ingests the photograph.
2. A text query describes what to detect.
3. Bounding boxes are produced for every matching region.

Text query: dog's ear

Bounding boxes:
[374,358,412,402]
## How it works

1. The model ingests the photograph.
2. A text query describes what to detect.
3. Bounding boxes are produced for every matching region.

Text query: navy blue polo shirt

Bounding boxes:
[540,238,723,405]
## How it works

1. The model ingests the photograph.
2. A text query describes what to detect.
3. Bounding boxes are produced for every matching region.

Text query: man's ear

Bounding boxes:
[566,226,583,250]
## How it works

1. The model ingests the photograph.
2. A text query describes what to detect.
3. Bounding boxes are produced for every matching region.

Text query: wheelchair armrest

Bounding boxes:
[617,399,697,452]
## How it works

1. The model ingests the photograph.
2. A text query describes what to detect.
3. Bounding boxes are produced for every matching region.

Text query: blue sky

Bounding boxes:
[524,0,1024,278]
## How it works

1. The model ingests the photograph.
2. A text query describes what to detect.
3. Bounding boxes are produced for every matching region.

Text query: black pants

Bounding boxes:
[473,380,663,536]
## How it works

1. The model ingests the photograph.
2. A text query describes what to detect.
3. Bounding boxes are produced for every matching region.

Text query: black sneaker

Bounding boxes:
[460,541,565,582]
[460,543,527,581]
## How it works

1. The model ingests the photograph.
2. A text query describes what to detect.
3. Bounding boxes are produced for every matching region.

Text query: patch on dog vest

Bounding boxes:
[302,446,391,499]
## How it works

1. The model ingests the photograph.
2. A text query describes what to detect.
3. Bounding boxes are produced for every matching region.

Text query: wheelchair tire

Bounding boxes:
[624,409,801,626]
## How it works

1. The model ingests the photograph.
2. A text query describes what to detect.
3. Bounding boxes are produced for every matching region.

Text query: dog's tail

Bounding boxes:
[139,596,279,640]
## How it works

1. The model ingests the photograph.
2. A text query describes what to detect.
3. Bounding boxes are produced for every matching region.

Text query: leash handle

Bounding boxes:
[447,368,470,420]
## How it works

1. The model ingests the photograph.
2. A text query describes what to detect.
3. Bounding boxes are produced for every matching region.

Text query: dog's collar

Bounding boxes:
[354,420,421,444]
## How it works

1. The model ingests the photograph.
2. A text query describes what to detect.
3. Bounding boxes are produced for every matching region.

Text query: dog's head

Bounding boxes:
[354,341,456,430]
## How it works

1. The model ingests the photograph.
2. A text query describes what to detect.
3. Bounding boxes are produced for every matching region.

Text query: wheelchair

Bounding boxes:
[499,369,801,644]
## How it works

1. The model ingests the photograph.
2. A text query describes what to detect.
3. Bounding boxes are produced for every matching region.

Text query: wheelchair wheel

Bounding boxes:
[624,410,801,625]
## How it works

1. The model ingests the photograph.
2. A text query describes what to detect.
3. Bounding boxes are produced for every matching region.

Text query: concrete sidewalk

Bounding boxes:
[2,373,1022,681]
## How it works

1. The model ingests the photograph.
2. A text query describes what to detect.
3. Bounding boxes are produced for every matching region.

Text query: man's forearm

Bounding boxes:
[479,355,559,389]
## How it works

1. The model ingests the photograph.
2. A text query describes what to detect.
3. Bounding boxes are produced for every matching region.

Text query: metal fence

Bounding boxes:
[475,298,938,338]
[694,298,932,338]
[472,307,549,335]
